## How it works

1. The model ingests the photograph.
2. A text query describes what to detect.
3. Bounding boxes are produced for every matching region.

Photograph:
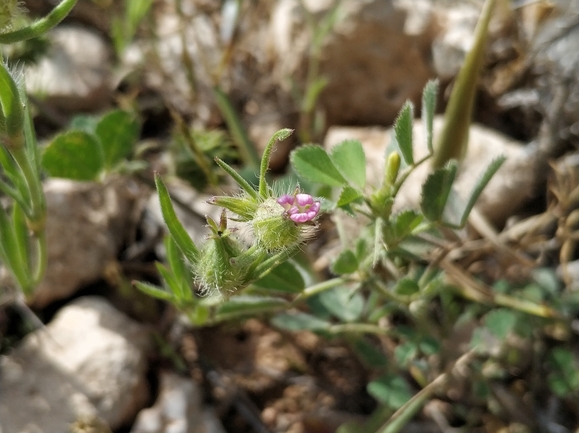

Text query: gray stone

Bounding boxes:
[131,371,225,433]
[25,25,112,112]
[30,177,145,309]
[0,297,151,432]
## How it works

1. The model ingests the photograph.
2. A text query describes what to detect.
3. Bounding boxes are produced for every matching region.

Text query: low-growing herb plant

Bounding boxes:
[0,0,78,298]
[135,1,579,430]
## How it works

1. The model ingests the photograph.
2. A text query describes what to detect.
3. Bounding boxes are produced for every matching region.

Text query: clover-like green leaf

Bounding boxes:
[330,139,366,189]
[331,249,359,275]
[318,285,364,322]
[42,131,104,181]
[367,374,413,409]
[290,144,346,187]
[96,110,140,169]
[253,260,305,293]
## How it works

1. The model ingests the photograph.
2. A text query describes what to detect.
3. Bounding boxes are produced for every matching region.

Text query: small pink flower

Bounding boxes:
[277,193,321,223]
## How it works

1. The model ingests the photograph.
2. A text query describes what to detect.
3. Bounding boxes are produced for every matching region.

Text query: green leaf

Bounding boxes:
[457,156,505,227]
[42,131,104,181]
[547,347,579,397]
[395,341,418,367]
[393,101,414,165]
[317,286,364,322]
[367,374,413,409]
[96,110,140,169]
[155,174,200,264]
[337,185,363,208]
[395,278,419,296]
[271,311,331,332]
[69,114,99,134]
[329,139,366,189]
[532,267,561,296]
[421,80,438,154]
[331,249,359,275]
[0,62,23,138]
[134,281,175,302]
[187,304,210,326]
[351,337,388,367]
[155,262,183,300]
[290,145,346,187]
[420,161,458,222]
[485,309,517,340]
[0,205,30,292]
[253,260,305,293]
[216,295,287,320]
[396,210,423,234]
[164,235,192,300]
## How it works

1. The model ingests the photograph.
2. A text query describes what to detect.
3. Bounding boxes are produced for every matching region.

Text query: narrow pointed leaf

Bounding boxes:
[394,101,414,165]
[458,156,505,227]
[134,281,175,302]
[155,174,200,264]
[215,295,288,320]
[290,145,346,187]
[330,139,366,189]
[214,158,258,199]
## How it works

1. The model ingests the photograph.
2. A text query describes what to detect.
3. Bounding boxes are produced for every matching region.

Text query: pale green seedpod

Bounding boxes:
[252,197,302,252]
[195,213,247,296]
[196,233,246,296]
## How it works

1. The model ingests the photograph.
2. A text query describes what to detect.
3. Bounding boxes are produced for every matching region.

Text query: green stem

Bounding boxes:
[0,0,78,44]
[292,277,346,303]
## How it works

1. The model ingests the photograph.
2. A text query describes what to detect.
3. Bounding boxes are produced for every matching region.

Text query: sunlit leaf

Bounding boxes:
[330,139,366,189]
[290,144,346,187]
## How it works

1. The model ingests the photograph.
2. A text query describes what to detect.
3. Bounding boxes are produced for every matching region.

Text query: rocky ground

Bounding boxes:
[2,0,579,432]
